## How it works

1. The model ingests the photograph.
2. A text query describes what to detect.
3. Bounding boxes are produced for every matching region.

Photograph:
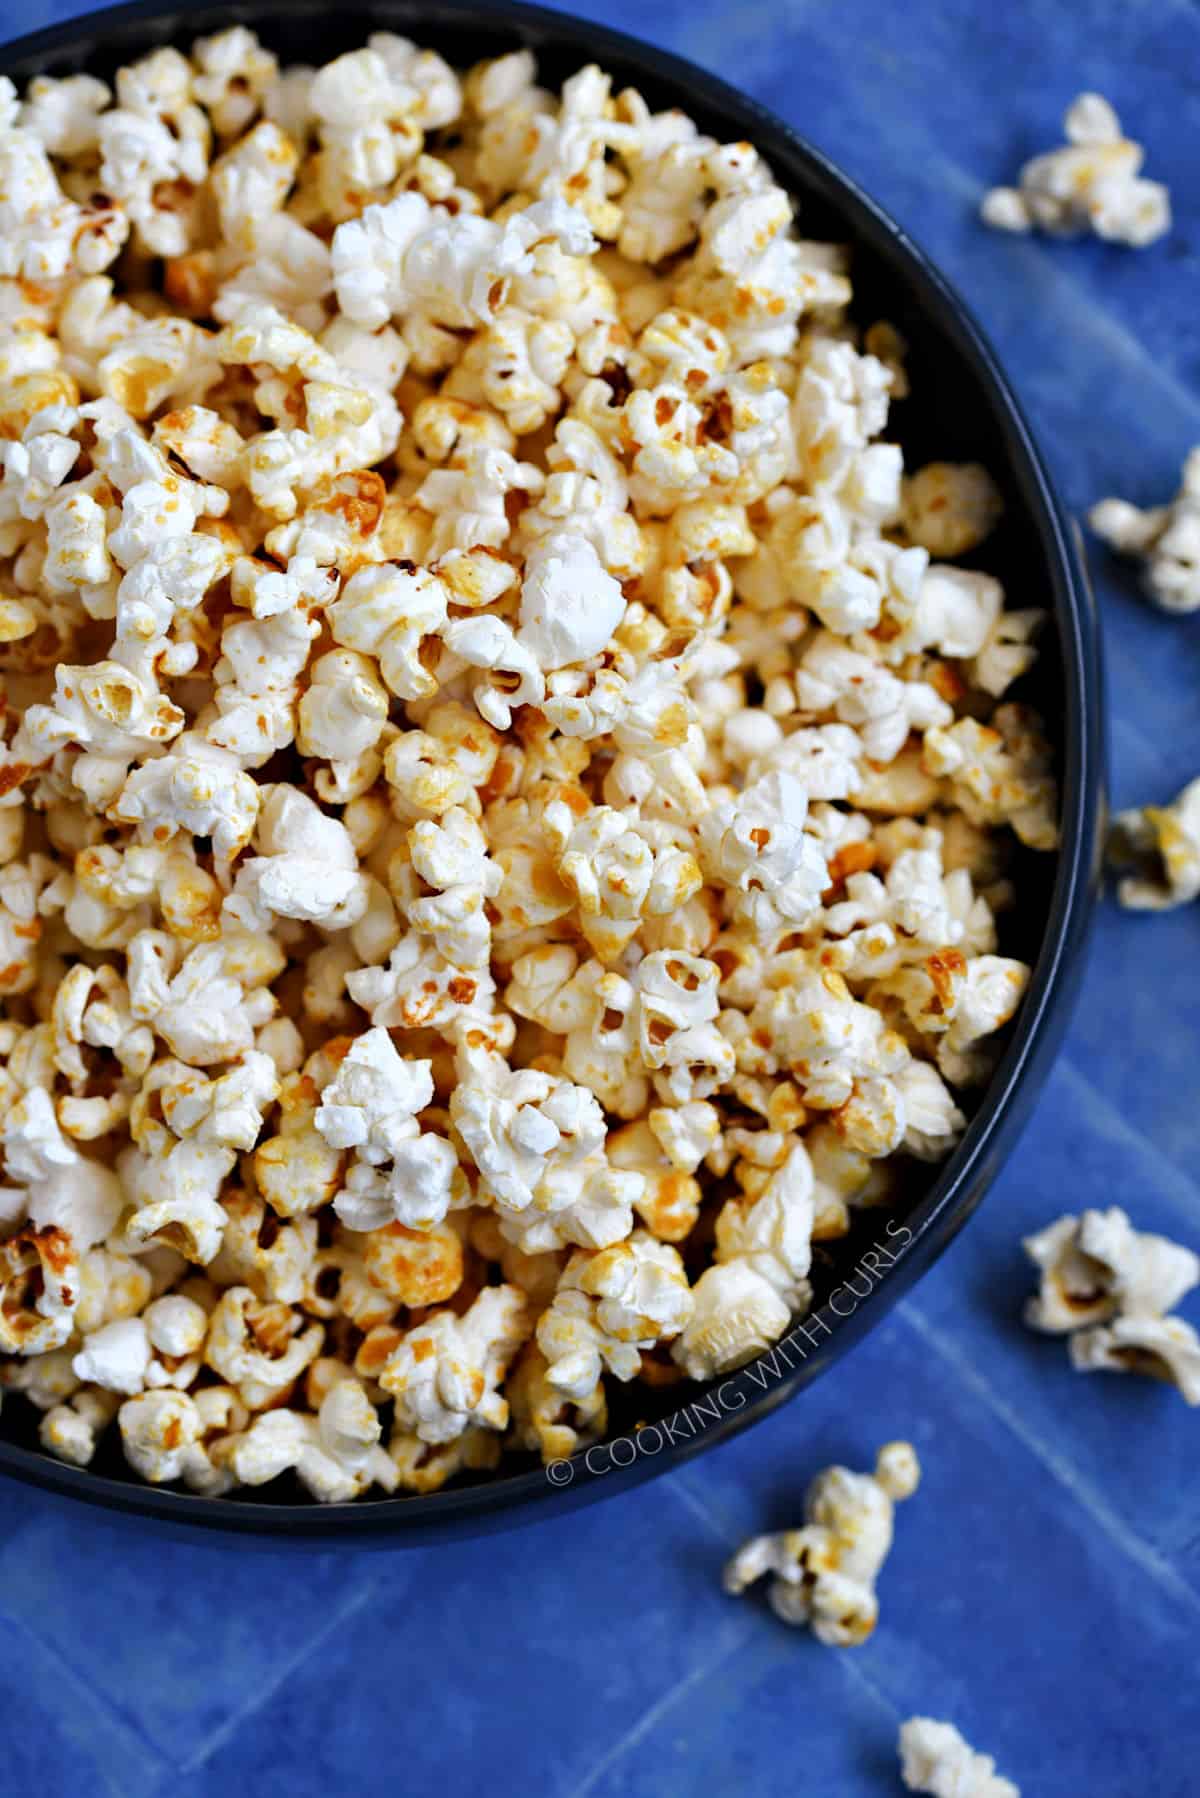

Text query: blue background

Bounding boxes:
[1,1,1198,1793]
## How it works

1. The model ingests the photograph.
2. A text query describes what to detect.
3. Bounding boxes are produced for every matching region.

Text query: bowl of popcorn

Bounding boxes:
[0,0,1102,1539]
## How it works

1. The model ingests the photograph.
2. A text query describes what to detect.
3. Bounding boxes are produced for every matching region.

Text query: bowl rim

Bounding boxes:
[0,0,1104,1542]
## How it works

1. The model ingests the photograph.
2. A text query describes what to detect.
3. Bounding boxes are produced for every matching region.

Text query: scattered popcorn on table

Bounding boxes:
[0,28,1057,1499]
[1024,1207,1200,1332]
[723,1441,920,1644]
[1108,776,1200,911]
[1024,1208,1200,1403]
[1090,447,1200,614]
[981,92,1170,247]
[899,1717,1020,1798]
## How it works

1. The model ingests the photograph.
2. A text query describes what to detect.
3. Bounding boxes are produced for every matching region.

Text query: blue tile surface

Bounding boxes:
[0,0,1197,1792]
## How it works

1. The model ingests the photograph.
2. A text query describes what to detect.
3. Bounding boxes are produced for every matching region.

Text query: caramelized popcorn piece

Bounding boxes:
[724,1441,920,1644]
[1024,1208,1200,1334]
[1108,775,1200,910]
[981,92,1169,248]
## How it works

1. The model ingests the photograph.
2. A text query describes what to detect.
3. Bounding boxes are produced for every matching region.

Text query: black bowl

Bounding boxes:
[0,0,1104,1542]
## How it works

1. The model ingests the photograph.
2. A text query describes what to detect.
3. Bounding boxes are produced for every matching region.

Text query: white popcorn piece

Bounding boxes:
[113,734,259,863]
[442,613,545,729]
[332,190,592,333]
[231,785,369,931]
[39,1388,120,1468]
[922,706,1058,852]
[72,1316,152,1396]
[699,770,829,933]
[1024,1208,1200,1334]
[507,1343,608,1463]
[1068,1314,1200,1404]
[403,805,503,969]
[898,1718,1020,1798]
[749,959,910,1110]
[329,561,448,702]
[297,649,389,766]
[118,1388,230,1490]
[15,654,185,808]
[981,93,1169,248]
[315,1028,431,1162]
[545,801,701,961]
[1091,448,1200,615]
[220,1376,394,1502]
[3,1084,77,1184]
[714,1141,815,1306]
[27,1158,125,1251]
[672,1260,792,1381]
[901,462,1004,559]
[452,1053,607,1213]
[537,1234,692,1399]
[723,1441,920,1644]
[205,1285,324,1409]
[347,931,497,1034]
[935,955,1029,1088]
[151,929,284,1067]
[312,1028,461,1231]
[379,1283,529,1443]
[895,1059,966,1161]
[1108,775,1200,911]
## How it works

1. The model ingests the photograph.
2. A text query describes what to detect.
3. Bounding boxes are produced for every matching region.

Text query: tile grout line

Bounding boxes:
[1056,1053,1200,1226]
[562,1625,751,1798]
[665,1469,740,1547]
[899,1300,1200,1617]
[0,1597,168,1798]
[908,148,1200,430]
[174,1568,390,1779]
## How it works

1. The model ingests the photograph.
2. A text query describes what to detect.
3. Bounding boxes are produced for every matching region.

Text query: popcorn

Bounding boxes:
[113,735,259,863]
[671,1260,791,1381]
[231,785,369,930]
[1023,1208,1200,1403]
[312,1027,461,1231]
[507,1343,607,1461]
[329,562,445,701]
[922,707,1058,852]
[537,1235,692,1399]
[1091,448,1200,614]
[1068,1314,1200,1404]
[220,1375,395,1501]
[901,462,1003,559]
[0,31,1055,1499]
[206,1286,323,1409]
[332,191,593,334]
[723,1441,920,1644]
[546,801,702,960]
[403,806,503,968]
[379,1283,529,1443]
[898,1718,1020,1798]
[1024,1208,1200,1334]
[72,1317,152,1396]
[698,770,828,933]
[1108,771,1200,910]
[714,1142,816,1306]
[40,1388,120,1468]
[981,93,1169,248]
[0,1226,79,1354]
[117,1388,234,1491]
